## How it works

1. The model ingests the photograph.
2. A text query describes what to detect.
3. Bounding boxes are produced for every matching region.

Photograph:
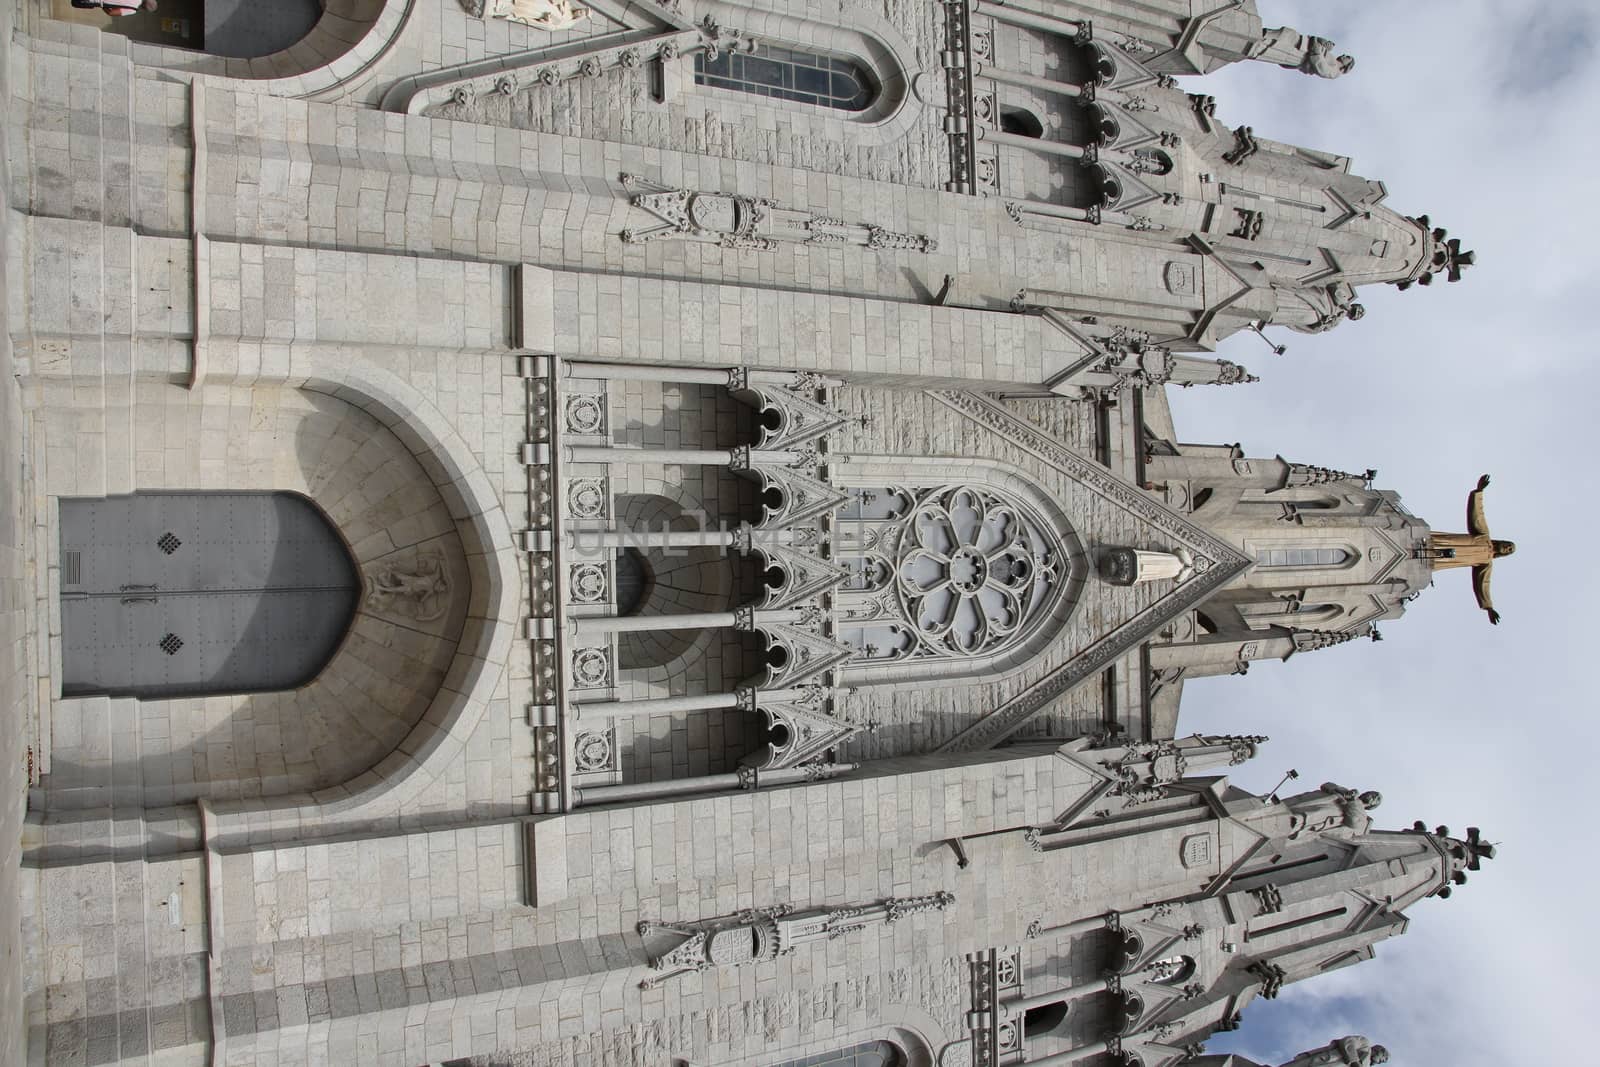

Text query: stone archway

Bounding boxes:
[121,0,413,100]
[41,385,484,810]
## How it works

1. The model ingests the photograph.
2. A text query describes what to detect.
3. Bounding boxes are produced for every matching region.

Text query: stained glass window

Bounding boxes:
[694,44,877,111]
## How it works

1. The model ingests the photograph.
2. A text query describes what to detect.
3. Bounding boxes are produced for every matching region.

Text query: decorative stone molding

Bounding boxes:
[570,647,611,688]
[572,727,616,773]
[618,174,936,253]
[567,477,608,519]
[638,891,955,987]
[929,392,1252,751]
[963,945,1025,1067]
[564,394,606,435]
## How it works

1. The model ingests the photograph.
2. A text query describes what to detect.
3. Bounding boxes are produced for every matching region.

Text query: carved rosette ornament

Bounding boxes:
[570,647,611,688]
[569,563,607,603]
[572,727,614,773]
[564,394,605,435]
[567,477,608,519]
[835,484,1066,664]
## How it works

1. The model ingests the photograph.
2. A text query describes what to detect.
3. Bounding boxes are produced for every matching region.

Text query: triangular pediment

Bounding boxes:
[926,390,1252,753]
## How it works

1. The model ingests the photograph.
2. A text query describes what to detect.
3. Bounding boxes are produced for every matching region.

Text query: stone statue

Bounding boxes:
[1429,474,1515,624]
[1284,782,1381,839]
[1279,1036,1390,1066]
[1248,28,1355,79]
[1275,281,1365,335]
[482,0,591,31]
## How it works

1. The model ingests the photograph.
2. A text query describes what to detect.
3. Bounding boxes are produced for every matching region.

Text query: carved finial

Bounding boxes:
[1397,222,1476,289]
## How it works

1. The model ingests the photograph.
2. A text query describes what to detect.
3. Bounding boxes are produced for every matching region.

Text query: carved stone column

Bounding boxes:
[974,63,1086,101]
[971,0,1084,38]
[564,445,808,468]
[572,760,857,806]
[979,126,1090,161]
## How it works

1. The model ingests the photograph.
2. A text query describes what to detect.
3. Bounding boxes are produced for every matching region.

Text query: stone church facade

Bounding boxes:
[5,0,1487,1065]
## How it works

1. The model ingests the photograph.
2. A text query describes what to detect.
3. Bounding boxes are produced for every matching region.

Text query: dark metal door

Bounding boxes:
[60,492,358,698]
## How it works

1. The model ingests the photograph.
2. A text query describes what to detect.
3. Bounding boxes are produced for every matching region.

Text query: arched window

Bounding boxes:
[695,43,878,111]
[769,1040,905,1067]
[58,492,357,698]
[1000,107,1045,138]
[1255,546,1353,568]
[835,484,1067,666]
[613,548,651,617]
[1023,1001,1070,1038]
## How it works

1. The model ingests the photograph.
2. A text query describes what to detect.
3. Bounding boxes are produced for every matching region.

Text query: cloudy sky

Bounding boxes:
[1168,1,1599,1063]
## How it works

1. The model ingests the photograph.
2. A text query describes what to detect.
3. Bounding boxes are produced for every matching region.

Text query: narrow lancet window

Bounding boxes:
[695,44,878,111]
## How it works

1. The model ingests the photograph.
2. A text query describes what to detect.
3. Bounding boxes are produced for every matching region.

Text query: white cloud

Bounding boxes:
[1167,2,1599,1062]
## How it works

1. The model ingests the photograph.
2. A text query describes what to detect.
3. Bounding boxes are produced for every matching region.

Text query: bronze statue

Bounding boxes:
[1429,475,1515,624]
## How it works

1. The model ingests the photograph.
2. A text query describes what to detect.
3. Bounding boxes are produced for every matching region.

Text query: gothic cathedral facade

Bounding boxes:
[7,1,1487,1066]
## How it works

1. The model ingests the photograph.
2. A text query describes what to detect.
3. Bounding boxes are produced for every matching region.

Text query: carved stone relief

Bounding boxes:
[638,891,955,988]
[571,646,611,688]
[365,554,450,622]
[572,727,615,773]
[619,174,936,254]
[1164,261,1197,295]
[568,477,608,519]
[569,562,608,603]
[462,0,592,31]
[564,394,606,435]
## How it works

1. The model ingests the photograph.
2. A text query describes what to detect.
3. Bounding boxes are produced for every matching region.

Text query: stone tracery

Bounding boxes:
[837,484,1065,663]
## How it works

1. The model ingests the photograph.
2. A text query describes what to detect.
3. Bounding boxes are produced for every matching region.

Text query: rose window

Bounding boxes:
[837,485,1065,663]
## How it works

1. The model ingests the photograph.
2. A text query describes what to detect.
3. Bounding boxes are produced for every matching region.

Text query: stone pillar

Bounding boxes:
[570,605,805,638]
[564,446,736,466]
[576,691,742,718]
[979,127,1089,161]
[1026,1043,1113,1067]
[564,361,842,389]
[572,761,859,805]
[564,362,734,385]
[999,975,1110,1019]
[566,528,740,550]
[1008,199,1096,224]
[1031,913,1112,941]
[576,686,820,718]
[1149,632,1296,672]
[972,0,1083,38]
[974,63,1086,101]
[570,609,738,637]
[564,446,804,467]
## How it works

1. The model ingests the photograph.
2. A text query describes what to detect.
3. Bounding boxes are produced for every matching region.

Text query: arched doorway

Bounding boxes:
[50,0,323,58]
[59,491,357,698]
